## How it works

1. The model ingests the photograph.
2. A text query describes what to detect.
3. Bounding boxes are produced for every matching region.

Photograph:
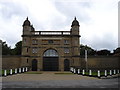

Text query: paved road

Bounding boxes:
[1,72,120,88]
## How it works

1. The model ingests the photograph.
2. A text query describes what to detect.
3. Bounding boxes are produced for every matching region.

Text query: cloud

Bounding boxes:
[0,0,119,51]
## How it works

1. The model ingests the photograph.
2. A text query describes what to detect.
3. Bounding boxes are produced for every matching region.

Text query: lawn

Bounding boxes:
[23,71,42,74]
[54,72,74,75]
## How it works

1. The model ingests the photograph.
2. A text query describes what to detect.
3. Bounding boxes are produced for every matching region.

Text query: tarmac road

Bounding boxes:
[1,72,120,88]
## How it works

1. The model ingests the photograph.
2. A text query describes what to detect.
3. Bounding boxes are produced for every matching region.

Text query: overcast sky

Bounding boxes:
[0,0,119,51]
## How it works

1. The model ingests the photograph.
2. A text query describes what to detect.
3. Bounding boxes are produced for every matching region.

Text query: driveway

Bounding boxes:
[1,71,119,88]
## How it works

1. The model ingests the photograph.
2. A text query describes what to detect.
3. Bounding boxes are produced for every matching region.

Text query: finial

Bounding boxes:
[75,16,76,20]
[26,16,28,20]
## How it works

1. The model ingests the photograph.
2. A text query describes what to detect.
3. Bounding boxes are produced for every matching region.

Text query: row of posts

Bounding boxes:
[4,67,28,77]
[70,67,119,78]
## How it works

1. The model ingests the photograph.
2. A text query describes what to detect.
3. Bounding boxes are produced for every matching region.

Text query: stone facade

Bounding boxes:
[20,17,81,71]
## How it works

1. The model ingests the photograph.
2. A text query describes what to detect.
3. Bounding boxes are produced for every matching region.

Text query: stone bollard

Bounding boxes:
[82,69,85,75]
[114,70,116,75]
[4,70,7,76]
[19,68,21,73]
[73,68,76,74]
[109,70,112,76]
[89,70,92,76]
[98,70,100,78]
[78,69,80,74]
[104,70,107,77]
[15,68,17,74]
[23,67,24,72]
[10,69,12,75]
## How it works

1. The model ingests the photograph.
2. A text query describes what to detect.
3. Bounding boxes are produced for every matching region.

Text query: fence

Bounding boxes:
[70,67,120,78]
[1,67,28,77]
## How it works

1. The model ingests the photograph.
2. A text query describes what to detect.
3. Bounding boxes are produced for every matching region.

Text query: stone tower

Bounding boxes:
[71,17,81,67]
[21,17,33,67]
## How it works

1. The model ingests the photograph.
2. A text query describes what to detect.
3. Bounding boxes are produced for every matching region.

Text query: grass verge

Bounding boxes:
[54,72,74,75]
[23,71,42,74]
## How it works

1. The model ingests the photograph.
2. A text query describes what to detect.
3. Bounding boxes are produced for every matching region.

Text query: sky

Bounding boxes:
[0,0,119,51]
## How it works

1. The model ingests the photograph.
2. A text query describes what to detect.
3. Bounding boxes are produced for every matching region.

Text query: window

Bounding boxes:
[27,48,28,52]
[32,39,38,45]
[48,40,53,44]
[43,49,58,57]
[64,40,69,44]
[64,48,69,53]
[32,48,38,53]
[27,59,28,63]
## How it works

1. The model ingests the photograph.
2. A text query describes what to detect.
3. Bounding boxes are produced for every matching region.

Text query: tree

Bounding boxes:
[113,47,120,54]
[96,49,110,56]
[14,41,22,55]
[80,44,96,56]
[2,42,11,55]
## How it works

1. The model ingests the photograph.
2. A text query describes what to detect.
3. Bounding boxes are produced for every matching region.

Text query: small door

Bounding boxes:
[32,59,37,71]
[64,59,70,71]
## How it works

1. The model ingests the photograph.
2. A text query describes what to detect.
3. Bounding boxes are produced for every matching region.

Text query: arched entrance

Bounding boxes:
[43,49,59,71]
[64,59,70,71]
[32,59,37,71]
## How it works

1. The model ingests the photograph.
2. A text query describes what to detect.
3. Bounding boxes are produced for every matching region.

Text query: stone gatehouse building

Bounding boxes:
[20,17,81,71]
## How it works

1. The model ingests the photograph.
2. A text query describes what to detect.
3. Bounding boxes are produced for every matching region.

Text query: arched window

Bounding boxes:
[43,49,58,57]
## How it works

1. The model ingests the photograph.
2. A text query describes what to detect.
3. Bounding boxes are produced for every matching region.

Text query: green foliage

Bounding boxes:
[2,41,22,55]
[96,49,111,55]
[113,47,120,54]
[80,44,96,56]
[2,42,11,55]
[14,41,22,55]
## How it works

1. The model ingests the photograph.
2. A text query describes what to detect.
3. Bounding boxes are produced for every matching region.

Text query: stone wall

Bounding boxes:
[2,55,120,70]
[2,55,21,69]
[80,56,120,71]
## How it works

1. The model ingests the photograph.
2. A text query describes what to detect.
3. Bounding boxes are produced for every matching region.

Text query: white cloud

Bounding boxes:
[0,0,119,51]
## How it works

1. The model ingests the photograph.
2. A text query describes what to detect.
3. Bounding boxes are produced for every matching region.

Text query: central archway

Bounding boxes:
[43,49,59,71]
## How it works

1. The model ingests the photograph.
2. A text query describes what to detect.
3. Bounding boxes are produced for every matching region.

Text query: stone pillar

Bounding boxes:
[59,57,64,71]
[38,57,43,71]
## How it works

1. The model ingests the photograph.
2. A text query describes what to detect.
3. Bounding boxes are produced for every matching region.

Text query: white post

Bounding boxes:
[74,68,76,74]
[10,69,12,75]
[19,68,21,73]
[85,50,88,72]
[23,67,24,72]
[4,70,7,76]
[89,70,92,76]
[72,67,74,72]
[77,69,80,74]
[15,68,17,74]
[110,70,112,76]
[117,70,119,74]
[82,69,85,75]
[26,67,28,72]
[105,70,107,77]
[114,70,116,74]
[98,70,100,78]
